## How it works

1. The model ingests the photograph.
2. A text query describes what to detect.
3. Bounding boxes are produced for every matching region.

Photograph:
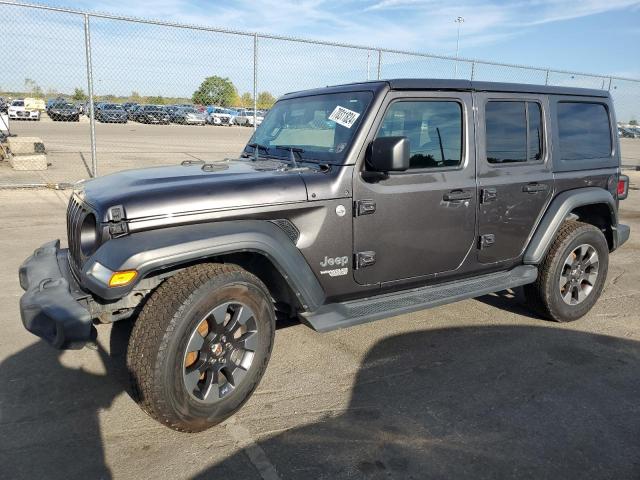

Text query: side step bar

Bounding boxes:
[301,265,538,332]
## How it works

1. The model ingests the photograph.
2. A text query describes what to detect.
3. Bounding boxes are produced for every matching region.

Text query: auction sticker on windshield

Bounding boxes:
[329,106,360,128]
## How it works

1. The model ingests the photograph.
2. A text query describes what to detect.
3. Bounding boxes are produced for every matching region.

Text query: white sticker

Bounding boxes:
[328,106,360,128]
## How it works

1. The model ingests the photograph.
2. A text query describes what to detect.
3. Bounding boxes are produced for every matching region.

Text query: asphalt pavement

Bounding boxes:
[0,172,639,478]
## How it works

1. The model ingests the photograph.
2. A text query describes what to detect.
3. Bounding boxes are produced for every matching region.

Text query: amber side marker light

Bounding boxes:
[108,270,138,287]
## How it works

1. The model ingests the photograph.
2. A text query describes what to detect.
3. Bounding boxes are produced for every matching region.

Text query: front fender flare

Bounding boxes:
[81,220,325,310]
[523,187,617,265]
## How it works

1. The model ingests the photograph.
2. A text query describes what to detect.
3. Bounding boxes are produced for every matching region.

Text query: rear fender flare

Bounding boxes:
[523,187,617,264]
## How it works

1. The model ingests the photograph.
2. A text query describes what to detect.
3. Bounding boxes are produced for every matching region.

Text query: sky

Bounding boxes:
[30,0,640,77]
[2,0,640,119]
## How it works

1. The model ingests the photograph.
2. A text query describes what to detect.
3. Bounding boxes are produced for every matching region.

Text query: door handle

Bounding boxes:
[443,190,472,202]
[523,183,549,193]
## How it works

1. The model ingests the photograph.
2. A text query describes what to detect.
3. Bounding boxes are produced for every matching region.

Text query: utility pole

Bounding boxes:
[454,16,464,79]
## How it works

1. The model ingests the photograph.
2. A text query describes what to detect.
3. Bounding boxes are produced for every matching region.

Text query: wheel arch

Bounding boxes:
[524,187,617,265]
[81,220,326,312]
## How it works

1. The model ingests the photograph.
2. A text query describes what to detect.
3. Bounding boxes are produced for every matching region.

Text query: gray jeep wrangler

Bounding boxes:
[19,79,630,432]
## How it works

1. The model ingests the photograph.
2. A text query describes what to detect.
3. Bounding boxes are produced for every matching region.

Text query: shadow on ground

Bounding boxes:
[200,322,640,479]
[0,321,132,479]
[1,315,639,479]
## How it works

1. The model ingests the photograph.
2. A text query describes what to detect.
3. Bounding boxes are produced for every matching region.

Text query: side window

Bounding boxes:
[485,101,543,164]
[376,101,463,169]
[557,102,611,160]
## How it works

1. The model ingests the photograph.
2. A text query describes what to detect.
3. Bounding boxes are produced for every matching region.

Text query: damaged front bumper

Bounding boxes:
[19,240,96,349]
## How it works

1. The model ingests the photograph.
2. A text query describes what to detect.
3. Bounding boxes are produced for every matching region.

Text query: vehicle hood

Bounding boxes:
[77,159,308,222]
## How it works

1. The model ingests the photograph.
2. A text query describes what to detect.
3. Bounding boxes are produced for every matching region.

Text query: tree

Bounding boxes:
[24,78,43,97]
[72,88,87,101]
[256,91,276,109]
[146,95,165,105]
[630,119,638,126]
[130,91,141,102]
[192,76,237,107]
[239,92,254,108]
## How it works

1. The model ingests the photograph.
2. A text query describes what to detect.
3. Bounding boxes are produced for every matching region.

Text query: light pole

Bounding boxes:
[454,16,464,79]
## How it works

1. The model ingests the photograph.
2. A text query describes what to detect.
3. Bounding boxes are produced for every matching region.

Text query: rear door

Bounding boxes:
[475,92,554,264]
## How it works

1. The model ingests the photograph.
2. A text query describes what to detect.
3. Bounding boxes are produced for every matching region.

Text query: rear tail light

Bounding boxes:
[617,175,629,200]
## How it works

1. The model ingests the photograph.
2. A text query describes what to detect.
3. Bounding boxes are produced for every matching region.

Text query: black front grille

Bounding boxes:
[66,195,90,271]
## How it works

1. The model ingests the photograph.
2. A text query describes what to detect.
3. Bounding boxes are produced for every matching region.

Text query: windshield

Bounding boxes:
[180,108,198,114]
[104,104,122,110]
[247,91,373,164]
[12,101,24,107]
[144,106,163,112]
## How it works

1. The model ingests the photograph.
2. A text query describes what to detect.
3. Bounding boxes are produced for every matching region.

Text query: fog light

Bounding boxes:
[108,270,138,287]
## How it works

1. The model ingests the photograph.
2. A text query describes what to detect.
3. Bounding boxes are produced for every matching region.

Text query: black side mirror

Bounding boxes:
[368,136,410,172]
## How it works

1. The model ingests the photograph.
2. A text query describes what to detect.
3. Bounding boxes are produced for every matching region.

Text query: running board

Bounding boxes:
[301,265,538,332]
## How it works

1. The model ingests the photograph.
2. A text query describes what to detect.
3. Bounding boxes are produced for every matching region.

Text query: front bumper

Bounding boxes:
[19,240,95,349]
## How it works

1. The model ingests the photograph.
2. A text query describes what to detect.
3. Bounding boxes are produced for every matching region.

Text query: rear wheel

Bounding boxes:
[525,220,609,322]
[127,263,275,432]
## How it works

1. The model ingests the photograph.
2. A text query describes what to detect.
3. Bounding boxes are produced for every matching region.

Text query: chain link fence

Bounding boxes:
[1,0,639,188]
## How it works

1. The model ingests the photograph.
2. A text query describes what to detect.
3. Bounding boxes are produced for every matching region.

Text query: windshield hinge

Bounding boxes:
[354,199,376,217]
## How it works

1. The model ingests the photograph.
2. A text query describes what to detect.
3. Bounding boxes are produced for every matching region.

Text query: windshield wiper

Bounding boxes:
[273,145,304,168]
[246,143,270,161]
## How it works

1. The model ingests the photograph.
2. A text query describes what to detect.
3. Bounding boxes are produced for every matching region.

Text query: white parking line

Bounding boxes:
[224,417,282,480]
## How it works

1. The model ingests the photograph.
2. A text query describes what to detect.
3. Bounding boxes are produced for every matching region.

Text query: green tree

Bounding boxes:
[630,119,638,126]
[130,91,141,102]
[192,76,237,107]
[239,92,254,108]
[146,95,165,105]
[256,91,276,109]
[24,78,43,97]
[72,87,87,101]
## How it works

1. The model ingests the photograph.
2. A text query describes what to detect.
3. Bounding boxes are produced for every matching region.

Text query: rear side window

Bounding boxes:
[557,102,611,160]
[485,101,543,163]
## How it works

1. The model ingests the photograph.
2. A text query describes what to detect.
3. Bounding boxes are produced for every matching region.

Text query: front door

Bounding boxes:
[475,93,554,264]
[353,91,476,286]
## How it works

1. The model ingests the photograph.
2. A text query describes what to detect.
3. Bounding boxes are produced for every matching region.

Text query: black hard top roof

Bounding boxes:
[284,78,609,98]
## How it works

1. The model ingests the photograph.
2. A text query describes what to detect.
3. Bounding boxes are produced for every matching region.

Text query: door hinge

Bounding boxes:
[481,188,497,203]
[354,251,376,269]
[354,199,376,216]
[479,234,495,249]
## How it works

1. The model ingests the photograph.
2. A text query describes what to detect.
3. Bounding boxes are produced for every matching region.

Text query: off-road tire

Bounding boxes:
[525,220,609,322]
[126,263,275,432]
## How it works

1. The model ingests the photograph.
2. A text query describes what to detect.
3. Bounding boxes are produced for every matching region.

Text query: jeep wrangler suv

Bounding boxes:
[18,79,630,432]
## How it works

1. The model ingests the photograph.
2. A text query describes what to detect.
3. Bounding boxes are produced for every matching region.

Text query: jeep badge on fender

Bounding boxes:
[18,79,630,432]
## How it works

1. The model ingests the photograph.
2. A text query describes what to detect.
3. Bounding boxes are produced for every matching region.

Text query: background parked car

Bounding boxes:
[8,99,40,121]
[122,102,139,113]
[133,105,170,124]
[233,108,264,126]
[618,127,639,138]
[0,97,8,113]
[95,103,128,123]
[47,101,80,121]
[206,107,234,126]
[170,106,206,125]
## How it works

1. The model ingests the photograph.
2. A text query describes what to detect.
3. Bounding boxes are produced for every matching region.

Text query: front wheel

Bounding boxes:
[525,220,609,322]
[127,263,275,432]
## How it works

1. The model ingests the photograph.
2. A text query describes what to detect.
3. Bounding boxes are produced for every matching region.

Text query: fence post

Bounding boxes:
[377,50,382,80]
[83,14,97,178]
[366,51,371,81]
[470,61,475,80]
[253,33,258,132]
[544,70,550,86]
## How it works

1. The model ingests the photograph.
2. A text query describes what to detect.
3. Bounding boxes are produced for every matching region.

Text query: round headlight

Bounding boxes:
[80,213,98,256]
